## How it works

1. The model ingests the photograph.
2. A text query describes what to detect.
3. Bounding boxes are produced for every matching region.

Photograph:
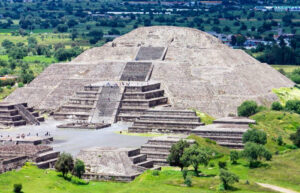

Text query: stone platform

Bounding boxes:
[57,122,111,130]
[0,136,53,145]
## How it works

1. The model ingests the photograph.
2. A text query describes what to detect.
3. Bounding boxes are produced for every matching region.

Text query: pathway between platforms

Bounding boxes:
[257,183,299,193]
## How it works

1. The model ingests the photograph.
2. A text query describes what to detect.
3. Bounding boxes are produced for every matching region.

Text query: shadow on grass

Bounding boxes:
[57,173,89,185]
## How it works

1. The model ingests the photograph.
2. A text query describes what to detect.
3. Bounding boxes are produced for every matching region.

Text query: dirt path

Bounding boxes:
[257,183,299,193]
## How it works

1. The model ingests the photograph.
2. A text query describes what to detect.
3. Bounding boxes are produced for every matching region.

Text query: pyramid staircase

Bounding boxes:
[0,103,44,127]
[128,109,204,134]
[35,148,60,169]
[127,148,160,170]
[117,82,168,122]
[140,136,195,166]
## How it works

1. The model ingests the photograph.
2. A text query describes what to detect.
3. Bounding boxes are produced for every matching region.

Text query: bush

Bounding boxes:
[271,101,283,111]
[73,159,85,179]
[230,151,239,164]
[237,100,259,117]
[242,142,272,168]
[277,136,283,146]
[182,168,188,180]
[6,85,11,89]
[219,169,239,190]
[13,184,22,193]
[152,170,159,176]
[285,100,300,114]
[242,128,267,145]
[55,152,74,177]
[184,175,192,187]
[18,82,24,88]
[290,127,300,147]
[218,161,227,169]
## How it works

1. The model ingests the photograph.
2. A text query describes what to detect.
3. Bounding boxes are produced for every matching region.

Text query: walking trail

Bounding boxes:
[257,183,299,193]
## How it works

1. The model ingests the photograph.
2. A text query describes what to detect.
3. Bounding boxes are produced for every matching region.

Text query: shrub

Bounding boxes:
[152,170,159,176]
[218,161,227,169]
[13,184,22,193]
[242,142,272,168]
[73,159,85,179]
[271,101,283,111]
[285,100,300,114]
[290,127,300,147]
[230,151,239,164]
[55,152,74,177]
[18,82,24,88]
[219,169,239,190]
[6,85,11,89]
[0,87,3,92]
[182,168,188,180]
[277,136,283,146]
[237,100,259,117]
[242,128,267,145]
[184,175,192,187]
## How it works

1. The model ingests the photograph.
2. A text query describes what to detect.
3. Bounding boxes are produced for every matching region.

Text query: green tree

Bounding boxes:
[167,140,190,170]
[242,128,267,145]
[55,152,74,177]
[180,145,210,176]
[242,142,272,168]
[285,100,300,114]
[13,184,22,193]
[271,101,283,111]
[290,127,300,147]
[2,39,14,49]
[230,151,239,164]
[219,169,239,190]
[238,100,259,117]
[73,159,85,179]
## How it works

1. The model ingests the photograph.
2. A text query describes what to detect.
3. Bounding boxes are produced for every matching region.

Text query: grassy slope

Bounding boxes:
[272,87,300,105]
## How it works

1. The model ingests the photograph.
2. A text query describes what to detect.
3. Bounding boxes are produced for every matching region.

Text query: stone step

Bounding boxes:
[128,126,192,134]
[76,91,99,98]
[127,148,141,157]
[69,98,97,105]
[140,151,169,160]
[125,83,160,93]
[192,130,246,137]
[147,138,194,146]
[135,160,154,168]
[36,116,45,122]
[121,97,168,108]
[144,109,197,116]
[84,85,100,91]
[118,107,148,114]
[53,112,90,120]
[141,144,171,153]
[0,120,26,126]
[130,154,147,164]
[117,114,140,122]
[133,120,204,128]
[0,109,18,116]
[149,158,169,166]
[217,142,244,149]
[123,89,164,100]
[200,135,243,143]
[36,158,58,169]
[36,151,60,162]
[61,104,94,112]
[0,115,22,121]
[139,115,200,122]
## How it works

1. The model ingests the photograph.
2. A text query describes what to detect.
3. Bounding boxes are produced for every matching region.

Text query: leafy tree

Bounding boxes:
[180,145,210,176]
[8,47,28,59]
[290,127,300,147]
[271,101,283,111]
[2,39,14,49]
[237,100,259,117]
[55,152,74,177]
[277,136,283,146]
[219,169,239,190]
[167,140,190,170]
[242,142,272,168]
[230,151,239,164]
[13,184,22,193]
[236,35,246,46]
[57,24,68,33]
[285,100,300,114]
[27,37,37,47]
[218,161,227,169]
[242,128,267,145]
[73,159,85,179]
[88,30,103,44]
[184,175,192,187]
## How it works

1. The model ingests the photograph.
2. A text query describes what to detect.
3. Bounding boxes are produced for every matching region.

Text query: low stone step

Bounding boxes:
[0,120,26,126]
[0,109,18,116]
[121,97,168,108]
[69,98,97,105]
[135,160,154,168]
[141,144,171,153]
[127,148,140,157]
[84,85,100,91]
[149,158,169,166]
[36,158,58,169]
[128,126,192,134]
[0,115,22,121]
[147,138,194,146]
[217,142,244,149]
[133,120,204,128]
[125,83,160,93]
[36,151,60,162]
[200,135,243,143]
[36,116,45,122]
[130,154,147,164]
[61,104,94,112]
[140,151,169,160]
[192,130,246,137]
[144,109,196,116]
[123,89,164,100]
[53,112,90,120]
[117,114,140,122]
[139,115,200,122]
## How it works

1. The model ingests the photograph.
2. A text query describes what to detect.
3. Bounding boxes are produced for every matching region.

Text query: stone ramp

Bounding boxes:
[14,104,40,125]
[90,85,123,124]
[120,62,153,81]
[135,47,166,61]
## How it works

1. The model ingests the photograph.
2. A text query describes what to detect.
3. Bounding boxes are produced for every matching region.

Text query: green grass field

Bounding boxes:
[271,65,300,73]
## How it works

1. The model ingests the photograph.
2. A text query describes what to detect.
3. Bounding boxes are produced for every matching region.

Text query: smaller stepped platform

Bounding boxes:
[128,109,203,134]
[192,117,255,149]
[0,136,53,145]
[35,150,60,169]
[77,147,160,182]
[141,136,194,166]
[57,122,111,129]
[117,82,168,122]
[0,102,44,127]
